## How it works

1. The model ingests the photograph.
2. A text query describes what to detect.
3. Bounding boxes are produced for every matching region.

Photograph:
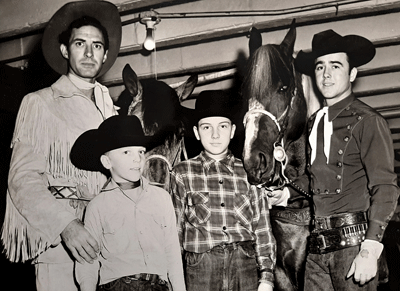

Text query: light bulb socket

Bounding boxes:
[140,11,160,51]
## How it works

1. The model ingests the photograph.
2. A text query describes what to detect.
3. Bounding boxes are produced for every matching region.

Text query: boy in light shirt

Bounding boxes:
[71,115,185,291]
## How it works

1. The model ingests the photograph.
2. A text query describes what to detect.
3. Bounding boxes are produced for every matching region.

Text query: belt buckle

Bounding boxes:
[317,234,327,250]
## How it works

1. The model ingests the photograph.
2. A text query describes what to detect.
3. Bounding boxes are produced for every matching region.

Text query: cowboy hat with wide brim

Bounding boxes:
[70,115,158,172]
[42,0,121,77]
[295,29,375,76]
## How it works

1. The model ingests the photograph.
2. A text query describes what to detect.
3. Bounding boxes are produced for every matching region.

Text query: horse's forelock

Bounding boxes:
[244,46,272,104]
[244,45,292,108]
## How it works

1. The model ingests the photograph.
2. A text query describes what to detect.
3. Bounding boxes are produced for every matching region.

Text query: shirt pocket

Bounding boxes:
[187,191,211,225]
[234,193,253,226]
[101,214,129,251]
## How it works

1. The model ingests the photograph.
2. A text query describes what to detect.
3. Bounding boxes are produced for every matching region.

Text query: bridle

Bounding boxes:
[243,64,298,191]
[145,137,188,189]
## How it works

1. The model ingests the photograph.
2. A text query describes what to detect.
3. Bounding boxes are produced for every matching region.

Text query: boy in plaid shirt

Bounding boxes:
[170,90,276,291]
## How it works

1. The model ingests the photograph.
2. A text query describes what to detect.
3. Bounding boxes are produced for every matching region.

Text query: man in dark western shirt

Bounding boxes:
[288,30,399,290]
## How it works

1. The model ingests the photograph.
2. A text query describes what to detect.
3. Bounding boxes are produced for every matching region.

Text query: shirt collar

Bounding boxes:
[101,176,150,192]
[199,150,235,174]
[327,93,356,121]
[50,75,88,99]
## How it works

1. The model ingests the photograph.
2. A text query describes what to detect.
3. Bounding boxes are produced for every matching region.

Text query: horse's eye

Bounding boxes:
[279,85,288,92]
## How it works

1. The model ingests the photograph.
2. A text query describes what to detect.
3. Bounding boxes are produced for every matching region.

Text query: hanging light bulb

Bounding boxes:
[140,11,160,51]
[143,21,156,51]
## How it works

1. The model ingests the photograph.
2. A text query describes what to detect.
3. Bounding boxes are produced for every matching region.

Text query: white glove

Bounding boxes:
[258,282,273,291]
[265,187,290,209]
[346,239,384,285]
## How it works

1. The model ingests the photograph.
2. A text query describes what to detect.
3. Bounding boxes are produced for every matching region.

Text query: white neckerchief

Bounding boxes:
[68,73,118,119]
[309,106,332,164]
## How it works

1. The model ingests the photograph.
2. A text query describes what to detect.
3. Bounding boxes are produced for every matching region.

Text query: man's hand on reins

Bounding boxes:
[346,239,383,285]
[61,219,99,264]
[265,187,290,209]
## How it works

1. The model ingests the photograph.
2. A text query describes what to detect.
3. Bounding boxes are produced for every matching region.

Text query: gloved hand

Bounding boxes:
[258,282,273,291]
[265,187,290,209]
[346,239,383,285]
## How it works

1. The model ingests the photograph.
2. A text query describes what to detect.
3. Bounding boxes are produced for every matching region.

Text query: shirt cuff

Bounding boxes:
[366,220,387,242]
[259,269,274,286]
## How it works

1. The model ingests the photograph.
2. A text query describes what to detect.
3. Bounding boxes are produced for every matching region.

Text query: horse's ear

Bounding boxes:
[280,19,296,58]
[122,64,141,97]
[175,74,198,103]
[249,27,262,57]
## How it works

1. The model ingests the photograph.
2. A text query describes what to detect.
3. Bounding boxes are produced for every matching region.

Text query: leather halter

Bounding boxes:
[145,137,188,189]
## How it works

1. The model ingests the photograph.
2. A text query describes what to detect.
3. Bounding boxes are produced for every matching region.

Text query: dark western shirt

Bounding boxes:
[307,94,399,242]
[170,151,276,284]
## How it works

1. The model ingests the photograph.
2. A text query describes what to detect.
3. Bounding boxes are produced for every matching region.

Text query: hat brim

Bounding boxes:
[295,35,375,75]
[195,111,234,124]
[42,1,121,76]
[70,130,158,172]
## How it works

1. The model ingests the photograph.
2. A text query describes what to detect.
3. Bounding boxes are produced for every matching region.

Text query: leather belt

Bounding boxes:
[123,273,167,285]
[309,212,368,254]
[212,241,253,252]
[313,211,367,230]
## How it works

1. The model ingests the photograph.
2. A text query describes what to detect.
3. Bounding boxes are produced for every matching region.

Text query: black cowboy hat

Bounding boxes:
[42,0,121,76]
[194,90,235,124]
[70,115,158,172]
[295,29,375,75]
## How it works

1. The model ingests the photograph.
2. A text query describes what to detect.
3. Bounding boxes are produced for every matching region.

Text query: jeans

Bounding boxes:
[97,276,169,291]
[304,245,379,291]
[184,241,259,291]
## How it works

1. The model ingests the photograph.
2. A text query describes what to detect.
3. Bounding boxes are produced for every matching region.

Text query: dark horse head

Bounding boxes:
[115,64,198,189]
[242,20,308,188]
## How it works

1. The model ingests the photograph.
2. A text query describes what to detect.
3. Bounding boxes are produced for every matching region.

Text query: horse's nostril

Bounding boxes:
[259,152,267,172]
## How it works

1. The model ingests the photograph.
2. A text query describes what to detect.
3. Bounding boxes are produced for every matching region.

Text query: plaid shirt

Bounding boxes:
[170,151,276,283]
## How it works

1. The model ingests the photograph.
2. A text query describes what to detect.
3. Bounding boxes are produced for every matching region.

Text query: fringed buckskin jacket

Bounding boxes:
[2,75,118,263]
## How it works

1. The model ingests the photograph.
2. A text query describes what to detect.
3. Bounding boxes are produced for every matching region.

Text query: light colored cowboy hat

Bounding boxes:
[42,0,121,76]
[295,29,375,75]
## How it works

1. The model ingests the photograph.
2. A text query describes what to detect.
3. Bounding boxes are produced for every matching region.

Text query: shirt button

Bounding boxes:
[357,116,362,120]
[324,189,329,194]
[344,136,349,142]
[380,225,385,230]
[335,188,341,194]
[316,189,321,194]
[223,226,226,230]
[338,149,343,155]
[221,203,225,207]
[377,234,382,239]
[336,175,342,180]
[337,162,342,167]
[347,125,351,130]
[219,179,223,184]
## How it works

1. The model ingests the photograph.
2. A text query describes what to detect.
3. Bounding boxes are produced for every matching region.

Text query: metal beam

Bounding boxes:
[0,0,189,40]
